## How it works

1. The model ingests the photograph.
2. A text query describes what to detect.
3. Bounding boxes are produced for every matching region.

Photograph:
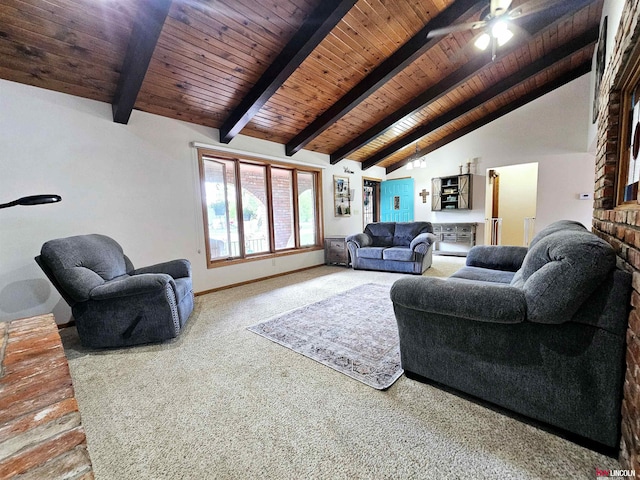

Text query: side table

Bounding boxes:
[324,236,350,266]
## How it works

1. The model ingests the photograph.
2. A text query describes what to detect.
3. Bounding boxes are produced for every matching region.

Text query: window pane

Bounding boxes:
[271,168,295,250]
[297,171,317,247]
[625,84,640,202]
[203,157,239,260]
[240,163,270,254]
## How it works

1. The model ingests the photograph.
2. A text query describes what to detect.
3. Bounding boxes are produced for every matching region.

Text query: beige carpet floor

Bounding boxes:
[60,256,620,479]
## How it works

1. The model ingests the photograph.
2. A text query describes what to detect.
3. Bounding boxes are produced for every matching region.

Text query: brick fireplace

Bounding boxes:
[592,0,640,471]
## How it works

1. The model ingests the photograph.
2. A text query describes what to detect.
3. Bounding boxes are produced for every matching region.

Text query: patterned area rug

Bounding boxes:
[248,283,401,390]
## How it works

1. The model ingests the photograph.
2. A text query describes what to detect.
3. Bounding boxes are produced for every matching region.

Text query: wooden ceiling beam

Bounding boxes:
[218,0,357,144]
[284,0,486,157]
[385,60,593,174]
[112,0,172,124]
[332,0,597,164]
[362,26,598,170]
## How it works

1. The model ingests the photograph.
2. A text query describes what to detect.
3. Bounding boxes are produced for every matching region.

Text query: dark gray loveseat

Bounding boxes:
[346,222,436,274]
[390,220,631,448]
[36,234,194,348]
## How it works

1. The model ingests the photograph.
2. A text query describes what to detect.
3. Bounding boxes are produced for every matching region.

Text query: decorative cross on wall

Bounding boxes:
[419,189,429,203]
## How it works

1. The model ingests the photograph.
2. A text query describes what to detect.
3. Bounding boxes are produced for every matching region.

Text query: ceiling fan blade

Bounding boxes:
[507,6,523,20]
[508,0,565,21]
[507,21,533,43]
[445,31,485,65]
[427,20,487,39]
[491,0,513,17]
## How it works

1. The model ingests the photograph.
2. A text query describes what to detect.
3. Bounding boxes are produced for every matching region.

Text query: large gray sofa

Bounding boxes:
[346,222,436,274]
[390,220,631,448]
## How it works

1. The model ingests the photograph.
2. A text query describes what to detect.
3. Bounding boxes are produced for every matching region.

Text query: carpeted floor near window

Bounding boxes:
[60,256,620,479]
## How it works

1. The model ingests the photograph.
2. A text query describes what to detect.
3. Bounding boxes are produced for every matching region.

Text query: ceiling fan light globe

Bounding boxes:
[491,20,508,36]
[496,28,513,46]
[474,33,491,51]
[406,162,413,171]
[420,159,426,168]
[413,159,421,168]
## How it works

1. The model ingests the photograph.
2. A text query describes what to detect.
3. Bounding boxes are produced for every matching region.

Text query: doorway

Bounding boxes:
[485,163,538,246]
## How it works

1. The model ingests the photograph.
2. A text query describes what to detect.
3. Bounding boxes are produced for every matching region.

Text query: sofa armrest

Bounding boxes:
[346,233,372,248]
[90,273,174,300]
[466,245,528,272]
[390,277,526,324]
[134,259,191,279]
[410,232,437,250]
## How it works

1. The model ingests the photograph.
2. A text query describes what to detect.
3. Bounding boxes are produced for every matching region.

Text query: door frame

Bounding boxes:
[362,176,381,228]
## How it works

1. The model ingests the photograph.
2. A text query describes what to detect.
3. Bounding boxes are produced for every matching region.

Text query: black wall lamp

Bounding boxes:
[0,195,62,209]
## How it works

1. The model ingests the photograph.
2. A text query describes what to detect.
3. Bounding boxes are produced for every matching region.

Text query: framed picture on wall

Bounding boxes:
[593,16,607,124]
[333,175,351,216]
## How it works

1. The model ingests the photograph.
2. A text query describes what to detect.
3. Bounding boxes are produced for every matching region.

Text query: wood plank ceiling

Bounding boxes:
[0,0,603,173]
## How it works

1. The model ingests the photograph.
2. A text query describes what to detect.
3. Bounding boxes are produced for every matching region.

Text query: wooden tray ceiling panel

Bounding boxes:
[0,0,136,102]
[344,2,600,165]
[244,0,457,142]
[376,46,596,170]
[137,0,323,127]
[0,0,604,173]
[309,30,479,153]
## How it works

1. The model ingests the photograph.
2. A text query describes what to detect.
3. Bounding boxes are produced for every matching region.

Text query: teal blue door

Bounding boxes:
[380,178,414,222]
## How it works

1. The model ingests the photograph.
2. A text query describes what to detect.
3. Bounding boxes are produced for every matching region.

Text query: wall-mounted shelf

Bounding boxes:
[431,174,472,211]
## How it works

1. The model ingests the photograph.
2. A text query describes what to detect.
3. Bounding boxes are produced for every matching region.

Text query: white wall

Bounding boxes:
[387,73,596,241]
[0,79,384,323]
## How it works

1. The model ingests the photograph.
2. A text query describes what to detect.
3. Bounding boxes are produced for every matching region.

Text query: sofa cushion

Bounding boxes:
[393,222,432,246]
[450,266,516,284]
[357,247,386,259]
[364,223,396,247]
[382,247,415,262]
[466,245,527,272]
[519,230,616,324]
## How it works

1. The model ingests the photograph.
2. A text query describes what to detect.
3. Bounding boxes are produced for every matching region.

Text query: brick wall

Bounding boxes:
[592,0,640,471]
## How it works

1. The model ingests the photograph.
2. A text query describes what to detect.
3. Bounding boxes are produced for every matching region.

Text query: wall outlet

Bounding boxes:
[579,193,593,200]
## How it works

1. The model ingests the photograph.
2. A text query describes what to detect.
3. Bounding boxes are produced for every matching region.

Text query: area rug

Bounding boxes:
[247,283,401,390]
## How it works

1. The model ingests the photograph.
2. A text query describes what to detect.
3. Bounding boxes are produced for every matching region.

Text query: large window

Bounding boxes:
[620,81,640,203]
[198,149,323,267]
[617,42,640,205]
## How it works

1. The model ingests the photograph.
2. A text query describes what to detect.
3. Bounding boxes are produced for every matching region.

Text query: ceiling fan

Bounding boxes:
[427,0,526,60]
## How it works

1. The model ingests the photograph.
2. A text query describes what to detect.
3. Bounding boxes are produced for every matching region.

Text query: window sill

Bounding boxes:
[206,246,323,268]
[615,203,640,210]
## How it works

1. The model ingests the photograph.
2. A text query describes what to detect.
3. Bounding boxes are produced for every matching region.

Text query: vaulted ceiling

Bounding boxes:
[0,0,602,173]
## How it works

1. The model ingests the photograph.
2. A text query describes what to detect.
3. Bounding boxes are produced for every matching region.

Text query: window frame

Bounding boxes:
[616,40,640,206]
[197,148,324,268]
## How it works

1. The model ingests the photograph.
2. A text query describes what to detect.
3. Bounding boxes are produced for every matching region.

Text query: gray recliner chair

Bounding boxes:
[36,234,194,348]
